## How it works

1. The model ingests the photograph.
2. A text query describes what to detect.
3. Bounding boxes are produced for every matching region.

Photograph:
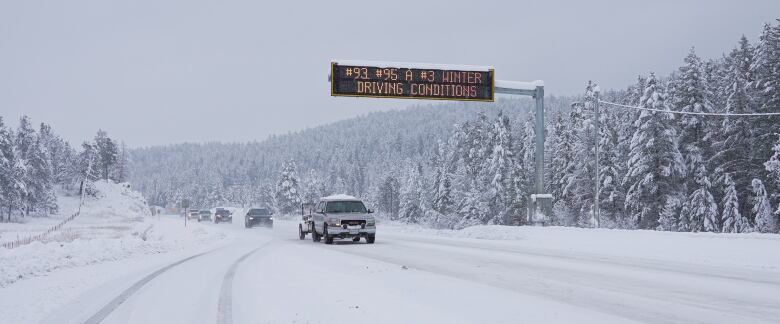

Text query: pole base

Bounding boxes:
[528,194,553,226]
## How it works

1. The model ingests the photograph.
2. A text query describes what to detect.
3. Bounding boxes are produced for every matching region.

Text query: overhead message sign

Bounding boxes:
[331,61,494,102]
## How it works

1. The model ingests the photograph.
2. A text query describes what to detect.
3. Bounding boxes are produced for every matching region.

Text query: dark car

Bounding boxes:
[245,208,273,228]
[197,210,212,222]
[214,209,232,224]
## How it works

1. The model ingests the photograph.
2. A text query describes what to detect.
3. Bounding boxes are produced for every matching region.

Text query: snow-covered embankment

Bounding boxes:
[0,181,228,287]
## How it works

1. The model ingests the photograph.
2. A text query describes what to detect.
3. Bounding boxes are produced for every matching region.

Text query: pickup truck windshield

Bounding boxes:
[326,201,367,213]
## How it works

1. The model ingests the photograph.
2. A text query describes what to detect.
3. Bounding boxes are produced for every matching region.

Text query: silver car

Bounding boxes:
[304,195,376,244]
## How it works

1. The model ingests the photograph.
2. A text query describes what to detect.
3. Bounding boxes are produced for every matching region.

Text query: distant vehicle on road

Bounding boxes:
[197,210,212,222]
[302,195,376,244]
[245,208,273,228]
[214,208,232,224]
[187,209,199,220]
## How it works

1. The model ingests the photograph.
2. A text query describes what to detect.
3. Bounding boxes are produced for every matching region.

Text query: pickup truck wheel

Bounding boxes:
[366,235,375,244]
[312,227,321,242]
[298,225,305,240]
[324,226,333,244]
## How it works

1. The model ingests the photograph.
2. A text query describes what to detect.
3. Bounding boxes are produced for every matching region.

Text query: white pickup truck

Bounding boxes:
[299,195,376,244]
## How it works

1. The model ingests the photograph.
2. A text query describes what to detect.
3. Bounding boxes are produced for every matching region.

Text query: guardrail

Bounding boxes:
[1,211,80,249]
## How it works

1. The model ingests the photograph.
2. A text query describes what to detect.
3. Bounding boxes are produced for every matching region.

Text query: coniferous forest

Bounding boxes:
[125,20,780,233]
[0,116,127,221]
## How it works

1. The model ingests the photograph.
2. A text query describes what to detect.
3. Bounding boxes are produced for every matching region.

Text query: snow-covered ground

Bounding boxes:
[0,188,82,245]
[381,221,780,271]
[2,201,779,323]
[0,181,233,288]
[0,181,238,324]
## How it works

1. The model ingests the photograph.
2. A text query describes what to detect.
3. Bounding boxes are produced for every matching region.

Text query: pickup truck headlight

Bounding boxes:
[327,218,341,227]
[366,220,376,226]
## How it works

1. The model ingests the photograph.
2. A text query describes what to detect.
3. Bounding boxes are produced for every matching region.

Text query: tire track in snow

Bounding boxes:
[216,244,269,324]
[82,247,221,324]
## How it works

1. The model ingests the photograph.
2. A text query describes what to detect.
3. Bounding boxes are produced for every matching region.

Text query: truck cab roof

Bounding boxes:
[320,194,360,202]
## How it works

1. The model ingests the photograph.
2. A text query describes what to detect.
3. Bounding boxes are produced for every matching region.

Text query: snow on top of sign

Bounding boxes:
[334,60,493,72]
[495,80,545,90]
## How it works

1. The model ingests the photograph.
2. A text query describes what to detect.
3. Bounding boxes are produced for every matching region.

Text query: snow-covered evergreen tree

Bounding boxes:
[766,136,780,222]
[675,48,714,197]
[750,21,780,195]
[0,117,24,221]
[560,103,583,207]
[399,163,424,223]
[378,174,401,219]
[570,82,599,226]
[721,174,748,233]
[301,169,325,205]
[115,142,130,183]
[624,73,686,229]
[275,160,301,214]
[597,107,625,227]
[94,130,118,181]
[714,45,760,220]
[683,154,719,232]
[550,111,572,204]
[431,140,455,217]
[486,112,516,224]
[658,196,682,232]
[27,135,56,215]
[751,179,775,233]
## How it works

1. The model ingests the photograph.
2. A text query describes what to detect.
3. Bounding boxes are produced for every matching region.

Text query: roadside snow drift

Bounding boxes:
[0,181,228,287]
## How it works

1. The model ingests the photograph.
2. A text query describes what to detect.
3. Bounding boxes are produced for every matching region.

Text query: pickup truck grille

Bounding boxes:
[343,220,366,226]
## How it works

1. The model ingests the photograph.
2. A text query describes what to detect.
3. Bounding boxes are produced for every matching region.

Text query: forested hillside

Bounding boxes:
[0,116,128,221]
[130,97,570,212]
[131,20,780,233]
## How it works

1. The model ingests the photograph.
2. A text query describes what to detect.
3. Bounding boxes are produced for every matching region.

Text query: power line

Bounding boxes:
[599,100,780,117]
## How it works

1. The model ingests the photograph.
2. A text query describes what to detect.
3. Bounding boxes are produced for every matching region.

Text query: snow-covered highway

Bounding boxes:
[17,217,776,324]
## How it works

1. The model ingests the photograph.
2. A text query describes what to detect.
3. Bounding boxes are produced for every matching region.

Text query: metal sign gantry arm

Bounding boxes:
[494,83,545,195]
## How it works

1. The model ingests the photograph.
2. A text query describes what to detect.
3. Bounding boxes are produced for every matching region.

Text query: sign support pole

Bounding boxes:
[534,86,545,195]
[594,89,601,228]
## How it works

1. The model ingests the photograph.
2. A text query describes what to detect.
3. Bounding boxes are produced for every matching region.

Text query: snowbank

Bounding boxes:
[0,181,229,287]
[78,181,150,221]
[382,222,780,271]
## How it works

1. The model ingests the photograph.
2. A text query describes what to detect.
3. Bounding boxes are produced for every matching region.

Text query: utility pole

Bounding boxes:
[594,87,601,228]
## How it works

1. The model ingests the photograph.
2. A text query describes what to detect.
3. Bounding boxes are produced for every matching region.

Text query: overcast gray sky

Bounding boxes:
[1,0,778,147]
